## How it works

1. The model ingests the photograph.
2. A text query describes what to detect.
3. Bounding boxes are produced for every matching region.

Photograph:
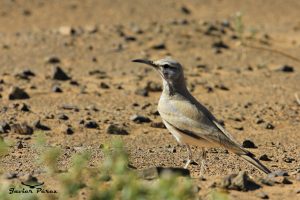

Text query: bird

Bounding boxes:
[132,57,271,176]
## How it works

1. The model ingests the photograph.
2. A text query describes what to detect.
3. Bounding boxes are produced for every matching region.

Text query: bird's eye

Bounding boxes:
[162,64,171,69]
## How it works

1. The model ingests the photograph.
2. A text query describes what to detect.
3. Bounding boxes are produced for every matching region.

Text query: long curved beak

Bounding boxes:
[132,59,158,69]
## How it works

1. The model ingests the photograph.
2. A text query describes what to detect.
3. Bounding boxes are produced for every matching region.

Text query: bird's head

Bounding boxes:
[132,57,184,83]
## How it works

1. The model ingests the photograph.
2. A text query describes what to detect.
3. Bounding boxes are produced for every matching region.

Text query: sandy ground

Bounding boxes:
[0,0,299,199]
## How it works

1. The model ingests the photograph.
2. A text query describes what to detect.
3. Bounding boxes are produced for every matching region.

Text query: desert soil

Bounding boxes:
[0,0,299,199]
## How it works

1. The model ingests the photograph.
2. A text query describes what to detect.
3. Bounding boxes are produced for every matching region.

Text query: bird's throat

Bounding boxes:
[162,79,188,96]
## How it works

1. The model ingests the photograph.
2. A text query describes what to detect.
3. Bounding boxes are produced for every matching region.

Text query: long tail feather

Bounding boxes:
[239,152,271,174]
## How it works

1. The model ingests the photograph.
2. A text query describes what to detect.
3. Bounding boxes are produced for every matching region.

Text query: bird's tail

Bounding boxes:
[239,152,271,174]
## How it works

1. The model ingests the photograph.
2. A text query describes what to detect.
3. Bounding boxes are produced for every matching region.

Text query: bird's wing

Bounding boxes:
[158,97,245,154]
[158,95,271,174]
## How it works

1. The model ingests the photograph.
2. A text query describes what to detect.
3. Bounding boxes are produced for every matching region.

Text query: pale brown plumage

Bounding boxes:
[133,57,271,175]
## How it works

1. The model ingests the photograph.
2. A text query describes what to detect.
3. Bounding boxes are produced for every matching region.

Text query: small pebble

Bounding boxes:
[135,88,148,97]
[11,123,33,135]
[277,65,294,73]
[259,154,272,161]
[52,85,63,93]
[242,140,257,148]
[85,120,98,129]
[51,66,70,81]
[106,124,128,135]
[58,114,69,120]
[8,87,30,100]
[100,82,110,89]
[265,123,275,130]
[130,115,151,123]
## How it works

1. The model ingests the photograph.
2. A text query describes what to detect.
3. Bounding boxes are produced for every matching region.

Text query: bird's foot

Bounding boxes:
[199,160,206,178]
[184,159,191,169]
[184,159,198,169]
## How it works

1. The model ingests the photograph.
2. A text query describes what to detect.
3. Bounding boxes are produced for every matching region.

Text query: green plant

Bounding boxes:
[1,136,198,200]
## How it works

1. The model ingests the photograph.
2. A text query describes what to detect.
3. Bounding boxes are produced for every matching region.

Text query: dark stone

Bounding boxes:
[17,141,23,149]
[32,120,50,131]
[22,174,42,186]
[220,171,261,191]
[206,86,214,93]
[84,25,98,34]
[106,124,128,135]
[20,103,30,112]
[22,9,31,16]
[46,56,61,64]
[256,191,269,199]
[130,115,151,123]
[61,104,78,111]
[277,65,294,73]
[15,69,35,80]
[152,43,166,50]
[52,85,63,93]
[0,121,10,133]
[212,41,229,49]
[66,127,74,135]
[283,157,295,163]
[180,6,191,15]
[11,123,33,135]
[135,88,148,97]
[8,87,30,100]
[183,160,198,166]
[151,110,160,116]
[242,140,257,148]
[259,154,272,161]
[150,122,166,129]
[221,20,230,28]
[215,84,230,91]
[58,114,69,120]
[281,177,292,184]
[85,120,98,129]
[88,70,106,76]
[100,82,110,89]
[51,66,70,81]
[69,80,79,86]
[58,26,77,36]
[204,24,219,35]
[138,167,190,180]
[265,123,275,130]
[256,119,265,124]
[234,126,244,131]
[124,36,136,41]
[5,172,18,179]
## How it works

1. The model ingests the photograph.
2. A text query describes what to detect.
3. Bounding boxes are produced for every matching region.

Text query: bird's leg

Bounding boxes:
[199,147,207,178]
[184,145,193,169]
